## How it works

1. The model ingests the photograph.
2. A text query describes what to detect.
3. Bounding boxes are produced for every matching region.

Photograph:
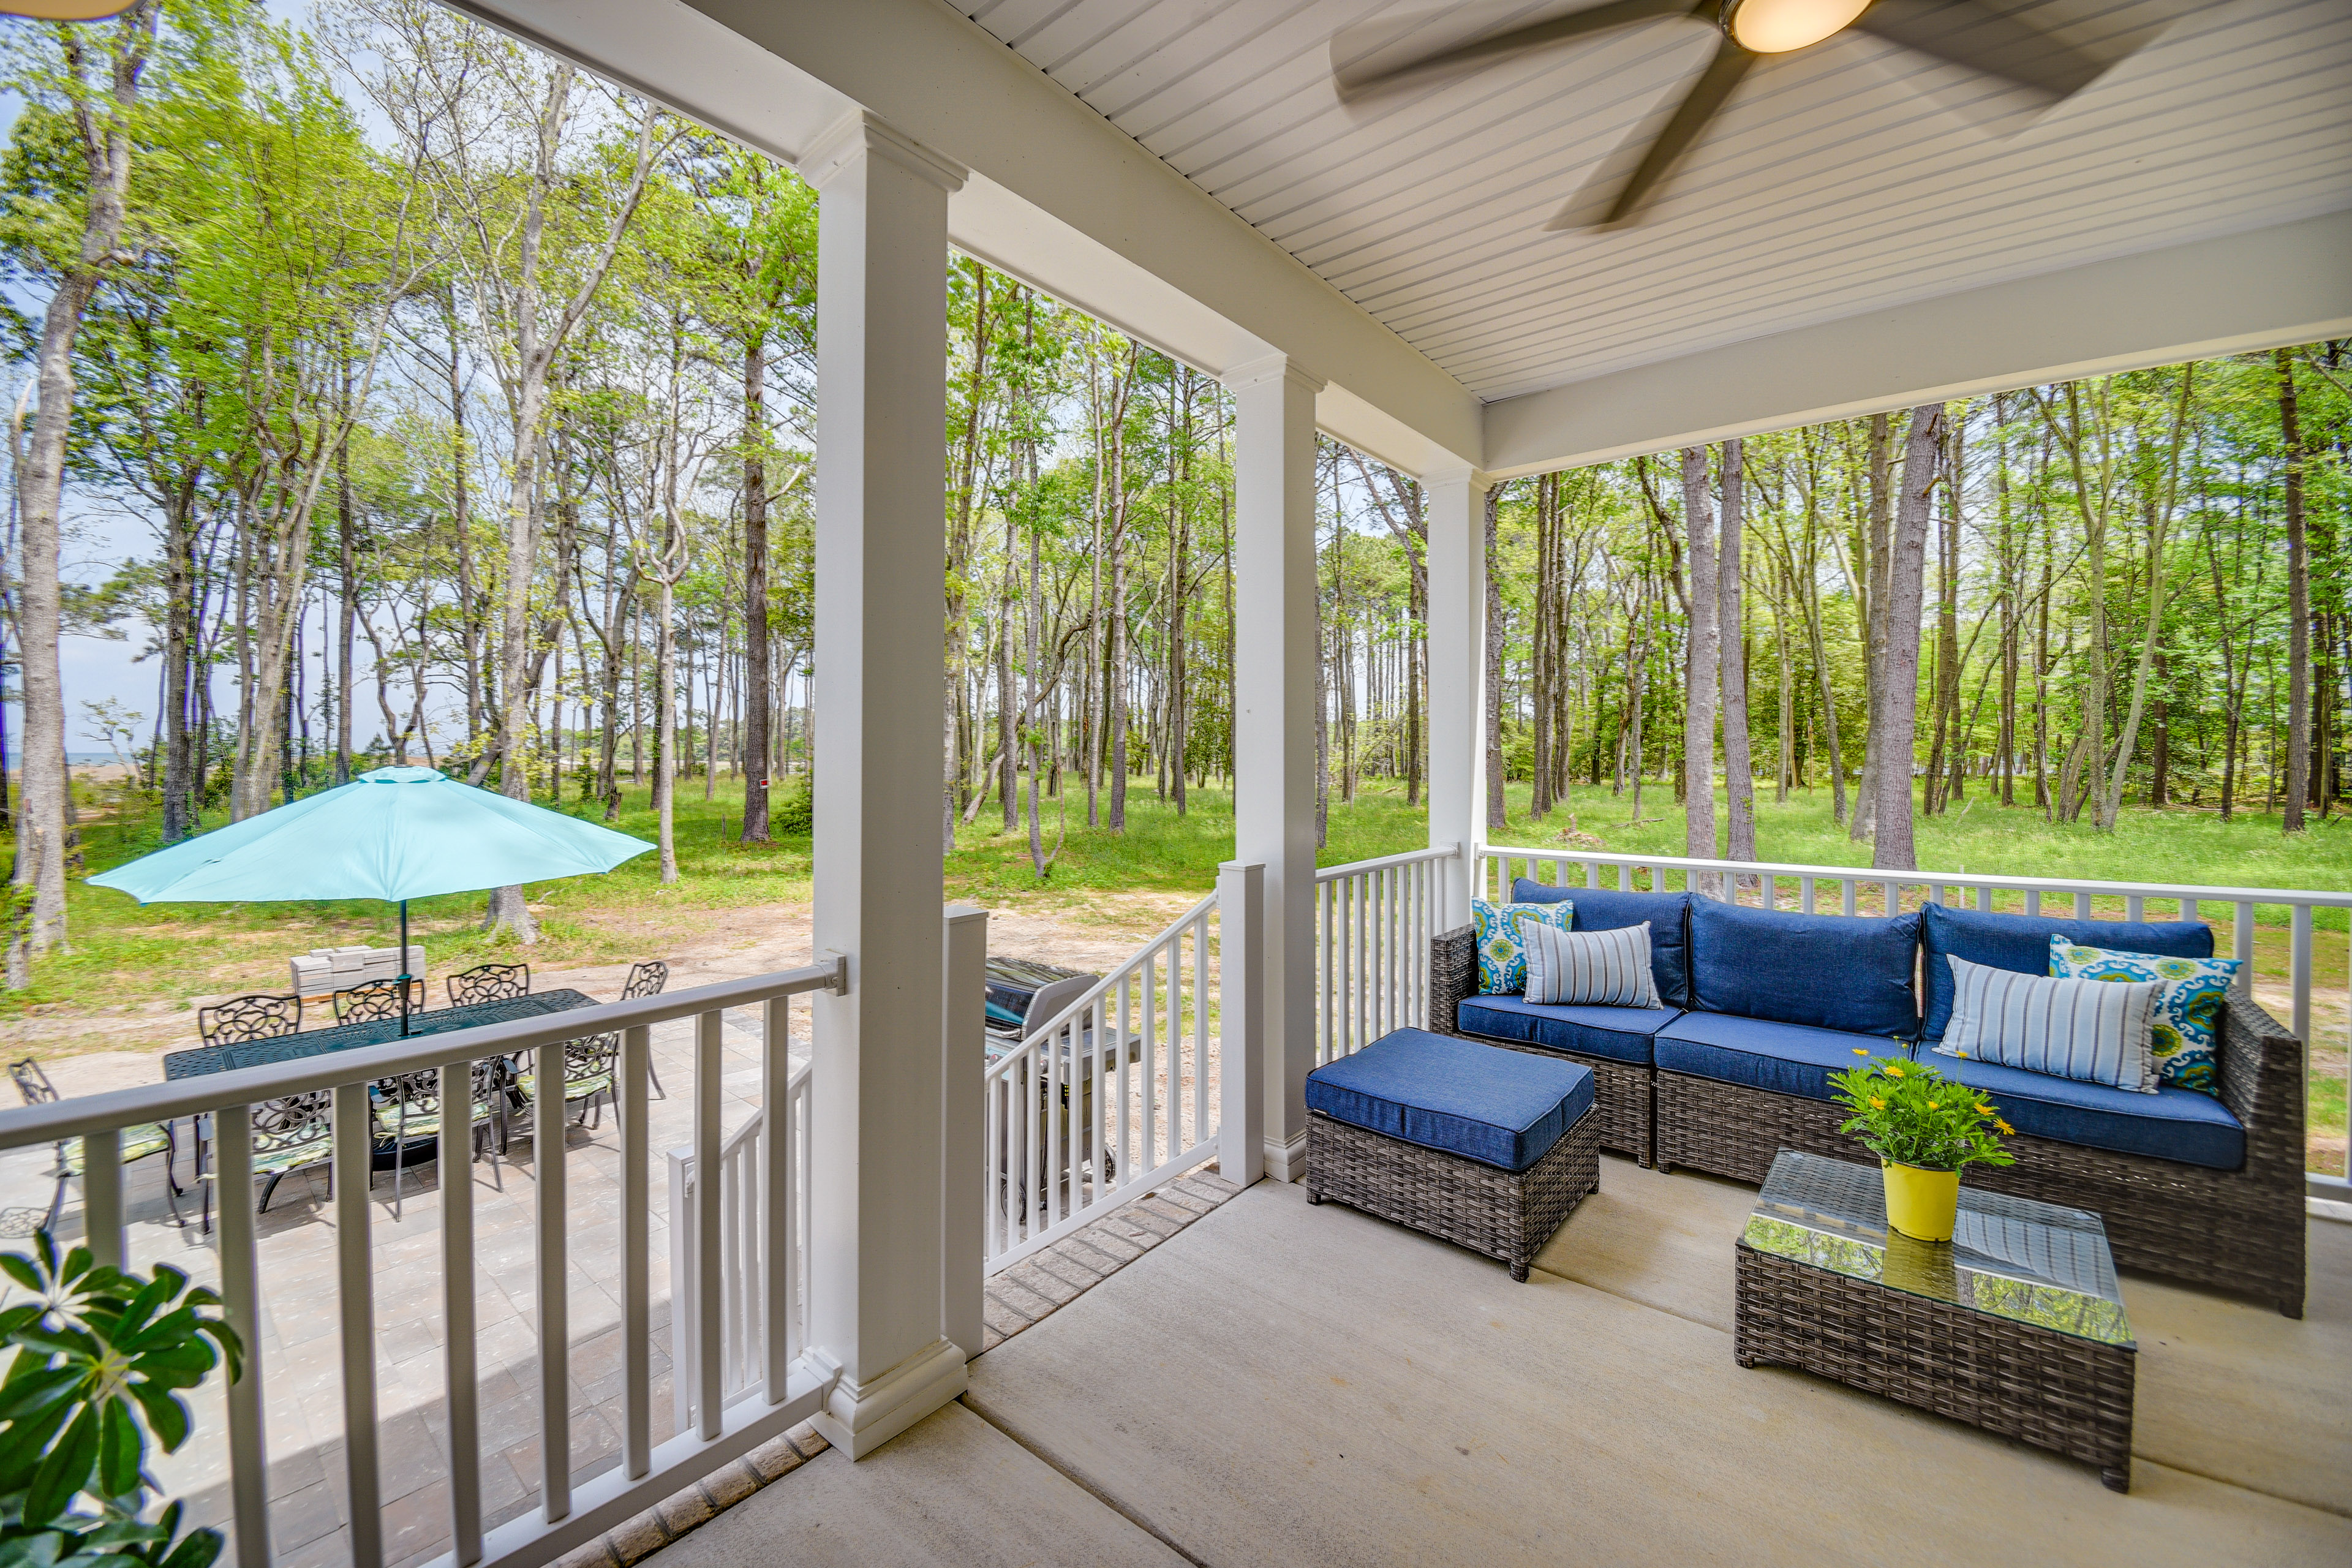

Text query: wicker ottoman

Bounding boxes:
[1303,1028,1600,1281]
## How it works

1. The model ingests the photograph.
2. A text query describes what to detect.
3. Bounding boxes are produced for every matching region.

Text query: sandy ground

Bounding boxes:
[2,891,1206,1101]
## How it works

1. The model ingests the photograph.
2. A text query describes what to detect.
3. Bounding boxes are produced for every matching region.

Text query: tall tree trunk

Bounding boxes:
[335,358,356,784]
[1872,404,1943,872]
[160,483,197,841]
[1719,439,1755,863]
[489,88,660,938]
[740,330,772,842]
[1679,448,1719,865]
[2279,349,2310,834]
[1852,413,1892,842]
[946,260,990,846]
[1484,483,1507,831]
[1531,472,1556,818]
[9,3,156,984]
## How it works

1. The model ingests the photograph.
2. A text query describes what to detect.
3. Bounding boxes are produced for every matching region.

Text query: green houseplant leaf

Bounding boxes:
[0,1234,239,1567]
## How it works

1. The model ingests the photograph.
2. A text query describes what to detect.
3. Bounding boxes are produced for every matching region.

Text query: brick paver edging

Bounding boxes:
[551,1166,1245,1568]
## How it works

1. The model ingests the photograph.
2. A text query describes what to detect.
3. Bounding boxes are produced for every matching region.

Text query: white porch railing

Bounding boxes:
[0,964,842,1568]
[1313,845,1454,1066]
[984,864,1262,1272]
[669,1061,813,1433]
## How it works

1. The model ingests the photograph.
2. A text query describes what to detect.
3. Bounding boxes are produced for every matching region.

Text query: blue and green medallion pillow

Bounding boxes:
[2048,936,2241,1096]
[1473,898,1574,993]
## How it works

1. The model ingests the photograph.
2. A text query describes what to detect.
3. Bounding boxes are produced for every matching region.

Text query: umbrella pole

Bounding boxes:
[399,900,411,1038]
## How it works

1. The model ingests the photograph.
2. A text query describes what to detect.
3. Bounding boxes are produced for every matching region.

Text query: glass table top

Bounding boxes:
[1740,1150,2134,1348]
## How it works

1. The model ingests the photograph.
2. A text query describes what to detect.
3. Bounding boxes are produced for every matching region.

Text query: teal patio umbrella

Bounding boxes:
[90,766,655,1033]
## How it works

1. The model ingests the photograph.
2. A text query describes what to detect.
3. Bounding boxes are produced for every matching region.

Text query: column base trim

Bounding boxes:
[811,1336,968,1460]
[1264,1129,1309,1184]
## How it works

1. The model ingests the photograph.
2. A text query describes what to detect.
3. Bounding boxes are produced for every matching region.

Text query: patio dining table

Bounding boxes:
[163,989,598,1079]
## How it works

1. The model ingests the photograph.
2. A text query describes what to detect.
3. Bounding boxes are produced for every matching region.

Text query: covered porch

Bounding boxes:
[2,2,2347,1566]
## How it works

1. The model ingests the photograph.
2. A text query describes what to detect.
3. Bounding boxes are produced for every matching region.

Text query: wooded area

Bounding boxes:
[1,2,2345,990]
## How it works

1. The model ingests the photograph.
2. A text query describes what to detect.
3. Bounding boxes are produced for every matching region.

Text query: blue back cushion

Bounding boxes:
[1512,878,1692,1006]
[1688,900,1922,1039]
[1919,902,2214,1043]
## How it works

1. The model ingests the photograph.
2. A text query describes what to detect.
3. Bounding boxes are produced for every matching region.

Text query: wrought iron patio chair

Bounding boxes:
[514,1033,620,1132]
[619,959,668,1097]
[200,1091,338,1234]
[10,1057,181,1231]
[332,977,426,1023]
[448,962,529,1008]
[196,992,302,1047]
[372,1058,511,1218]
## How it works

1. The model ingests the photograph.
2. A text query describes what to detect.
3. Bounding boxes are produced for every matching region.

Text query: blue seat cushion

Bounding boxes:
[1305,1028,1594,1172]
[1920,902,2215,1043]
[1655,1011,1905,1102]
[1455,993,1681,1066]
[1688,900,1922,1039]
[1512,879,1692,1006]
[1928,1050,2244,1170]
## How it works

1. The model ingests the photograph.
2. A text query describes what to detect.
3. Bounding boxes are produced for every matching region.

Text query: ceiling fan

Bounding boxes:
[1334,0,2123,229]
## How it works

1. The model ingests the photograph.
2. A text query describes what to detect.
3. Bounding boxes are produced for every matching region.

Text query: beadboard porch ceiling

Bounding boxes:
[959,0,2352,402]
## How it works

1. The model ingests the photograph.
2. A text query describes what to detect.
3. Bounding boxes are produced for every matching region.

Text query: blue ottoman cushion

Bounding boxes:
[1929,1050,2245,1169]
[1689,900,1922,1039]
[1920,902,2215,1042]
[1510,879,1694,1005]
[1654,1011,1905,1102]
[1305,1028,1594,1172]
[1455,993,1681,1066]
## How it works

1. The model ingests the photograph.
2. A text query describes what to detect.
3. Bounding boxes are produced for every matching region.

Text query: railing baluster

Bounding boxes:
[2234,902,2256,995]
[1193,915,1210,1152]
[439,1061,483,1566]
[1130,970,1149,1183]
[693,1009,723,1440]
[1841,879,1857,917]
[2291,904,2313,1050]
[2027,888,2042,917]
[535,1031,573,1520]
[794,1066,814,1360]
[2127,894,2146,922]
[333,1082,383,1568]
[1801,876,1816,915]
[2075,890,2093,919]
[1319,880,1335,1065]
[759,1003,791,1404]
[1131,960,1148,1190]
[81,1129,122,1270]
[213,1106,271,1568]
[622,1024,652,1475]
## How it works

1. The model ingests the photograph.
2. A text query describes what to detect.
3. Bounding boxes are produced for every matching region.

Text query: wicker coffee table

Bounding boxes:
[1735,1149,2137,1490]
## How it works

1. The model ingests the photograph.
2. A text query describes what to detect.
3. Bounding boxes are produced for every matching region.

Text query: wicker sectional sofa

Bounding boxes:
[1430,883,2307,1317]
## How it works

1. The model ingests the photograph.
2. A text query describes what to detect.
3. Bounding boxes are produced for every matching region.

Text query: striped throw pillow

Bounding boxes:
[1518,919,1659,1008]
[1932,954,2162,1093]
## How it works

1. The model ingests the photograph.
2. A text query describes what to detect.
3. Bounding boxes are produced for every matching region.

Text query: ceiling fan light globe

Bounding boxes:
[1721,0,1871,54]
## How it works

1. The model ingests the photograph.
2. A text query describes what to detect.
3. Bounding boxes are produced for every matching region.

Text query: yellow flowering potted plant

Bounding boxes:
[1828,1052,2015,1241]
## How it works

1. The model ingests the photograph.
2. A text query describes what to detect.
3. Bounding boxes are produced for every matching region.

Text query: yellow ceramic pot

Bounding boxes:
[1881,1161,1960,1242]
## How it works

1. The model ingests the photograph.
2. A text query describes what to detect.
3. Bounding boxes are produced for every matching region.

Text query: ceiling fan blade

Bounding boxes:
[1852,0,2109,100]
[1336,0,1708,99]
[1551,35,1755,230]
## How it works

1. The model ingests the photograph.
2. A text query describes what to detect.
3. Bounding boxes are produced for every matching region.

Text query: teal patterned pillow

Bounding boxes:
[1473,899,1574,993]
[2048,937,2241,1096]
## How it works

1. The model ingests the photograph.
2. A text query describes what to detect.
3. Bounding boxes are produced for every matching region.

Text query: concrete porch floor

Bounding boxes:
[677,1158,2352,1567]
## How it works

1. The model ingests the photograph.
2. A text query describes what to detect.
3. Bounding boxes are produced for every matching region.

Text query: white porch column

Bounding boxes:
[1225,352,1322,1183]
[802,111,968,1459]
[1425,466,1488,928]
